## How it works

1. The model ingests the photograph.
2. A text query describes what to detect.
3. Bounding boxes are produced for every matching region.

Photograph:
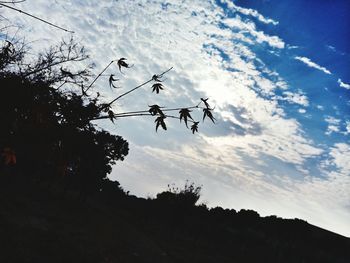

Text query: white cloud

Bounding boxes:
[287,45,299,49]
[345,121,350,135]
[325,116,341,135]
[316,105,324,111]
[338,79,350,90]
[221,0,279,25]
[295,56,332,75]
[327,143,350,176]
[279,91,309,107]
[222,15,285,48]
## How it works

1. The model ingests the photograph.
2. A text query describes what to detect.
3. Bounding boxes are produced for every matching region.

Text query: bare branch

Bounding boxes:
[0,3,74,33]
[103,67,173,110]
[84,60,115,94]
[0,1,26,3]
[91,113,190,123]
[111,105,202,117]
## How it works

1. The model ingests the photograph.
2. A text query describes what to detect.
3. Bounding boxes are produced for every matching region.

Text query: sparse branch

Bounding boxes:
[104,67,173,109]
[0,3,74,33]
[0,1,26,3]
[22,56,85,78]
[21,38,89,81]
[91,113,192,123]
[110,105,203,117]
[84,60,115,93]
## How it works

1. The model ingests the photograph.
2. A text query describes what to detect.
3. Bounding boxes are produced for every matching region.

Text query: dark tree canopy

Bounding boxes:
[0,38,129,193]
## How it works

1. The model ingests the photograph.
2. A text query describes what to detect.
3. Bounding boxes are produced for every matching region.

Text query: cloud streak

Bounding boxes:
[295,56,332,75]
[338,78,350,90]
[221,0,279,25]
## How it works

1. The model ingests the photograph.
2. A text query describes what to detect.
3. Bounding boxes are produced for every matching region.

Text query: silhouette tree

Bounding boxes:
[0,38,127,194]
[0,12,215,194]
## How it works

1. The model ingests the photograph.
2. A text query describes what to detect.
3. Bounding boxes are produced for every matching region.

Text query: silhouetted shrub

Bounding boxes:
[156,181,202,208]
[237,209,260,225]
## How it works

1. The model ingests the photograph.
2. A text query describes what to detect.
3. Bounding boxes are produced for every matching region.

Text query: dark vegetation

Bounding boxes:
[0,6,349,262]
[1,175,349,263]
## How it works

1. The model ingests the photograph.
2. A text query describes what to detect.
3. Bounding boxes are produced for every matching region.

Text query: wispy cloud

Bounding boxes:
[345,121,350,135]
[279,91,309,107]
[295,56,332,75]
[221,0,279,25]
[221,15,285,48]
[325,116,341,135]
[337,79,350,90]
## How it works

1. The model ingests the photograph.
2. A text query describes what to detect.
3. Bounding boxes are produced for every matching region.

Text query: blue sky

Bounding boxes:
[2,0,349,236]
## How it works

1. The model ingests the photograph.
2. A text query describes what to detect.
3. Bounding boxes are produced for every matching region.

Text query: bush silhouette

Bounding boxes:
[156,181,202,208]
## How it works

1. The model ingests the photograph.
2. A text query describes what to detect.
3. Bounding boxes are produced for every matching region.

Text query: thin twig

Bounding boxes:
[0,1,26,4]
[22,56,85,77]
[112,105,203,117]
[91,113,192,123]
[104,67,173,110]
[84,60,115,93]
[0,3,74,33]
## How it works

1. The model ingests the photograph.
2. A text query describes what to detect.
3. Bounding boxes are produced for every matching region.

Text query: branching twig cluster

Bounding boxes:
[86,59,215,133]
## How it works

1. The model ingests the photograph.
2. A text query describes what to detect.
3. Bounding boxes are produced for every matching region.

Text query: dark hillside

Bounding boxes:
[0,175,349,263]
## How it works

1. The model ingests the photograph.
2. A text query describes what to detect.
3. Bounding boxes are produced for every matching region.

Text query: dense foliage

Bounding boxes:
[0,39,129,193]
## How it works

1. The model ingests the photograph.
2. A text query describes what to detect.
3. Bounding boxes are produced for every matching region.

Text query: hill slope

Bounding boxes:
[0,175,349,263]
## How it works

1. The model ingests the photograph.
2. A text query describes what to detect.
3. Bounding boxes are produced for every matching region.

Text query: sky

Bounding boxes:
[1,0,349,236]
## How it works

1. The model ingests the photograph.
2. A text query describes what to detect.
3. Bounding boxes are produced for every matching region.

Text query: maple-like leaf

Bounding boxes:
[109,74,120,89]
[148,104,164,116]
[108,110,115,123]
[201,97,210,108]
[203,108,216,123]
[179,108,193,128]
[155,116,167,132]
[152,74,163,82]
[151,83,164,94]
[117,58,133,73]
[191,122,199,134]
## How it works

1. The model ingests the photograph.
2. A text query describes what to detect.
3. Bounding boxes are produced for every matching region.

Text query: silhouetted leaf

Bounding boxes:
[117,58,133,73]
[109,74,120,89]
[203,108,216,123]
[191,122,199,134]
[179,108,193,128]
[152,74,163,82]
[148,104,164,116]
[108,110,115,123]
[152,83,164,94]
[201,97,210,109]
[155,116,167,132]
